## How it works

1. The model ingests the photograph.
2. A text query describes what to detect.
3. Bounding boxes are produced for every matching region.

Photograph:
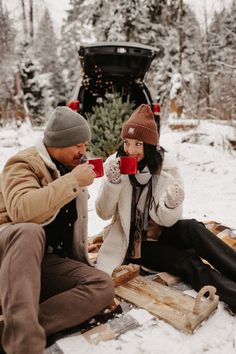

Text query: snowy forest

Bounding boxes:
[0,0,236,127]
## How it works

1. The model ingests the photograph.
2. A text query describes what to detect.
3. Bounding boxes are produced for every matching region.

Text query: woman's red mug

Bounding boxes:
[88,158,104,178]
[119,156,137,175]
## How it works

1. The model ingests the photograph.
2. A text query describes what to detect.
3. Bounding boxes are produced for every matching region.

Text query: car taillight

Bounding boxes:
[67,100,80,111]
[152,102,160,114]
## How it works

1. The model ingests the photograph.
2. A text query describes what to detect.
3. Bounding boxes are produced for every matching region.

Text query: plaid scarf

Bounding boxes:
[127,168,153,259]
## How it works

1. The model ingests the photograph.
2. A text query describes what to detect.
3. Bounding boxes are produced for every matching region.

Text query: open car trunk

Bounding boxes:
[79,42,158,82]
[78,42,158,114]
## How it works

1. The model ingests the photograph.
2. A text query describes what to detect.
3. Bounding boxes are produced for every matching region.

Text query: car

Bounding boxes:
[67,41,161,132]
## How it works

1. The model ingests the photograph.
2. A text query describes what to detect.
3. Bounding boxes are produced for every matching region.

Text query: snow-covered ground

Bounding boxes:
[0,120,236,353]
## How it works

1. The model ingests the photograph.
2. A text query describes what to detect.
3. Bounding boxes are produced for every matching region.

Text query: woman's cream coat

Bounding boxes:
[0,140,90,264]
[95,152,184,274]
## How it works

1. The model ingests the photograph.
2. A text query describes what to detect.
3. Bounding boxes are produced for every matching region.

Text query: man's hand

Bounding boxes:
[71,161,96,186]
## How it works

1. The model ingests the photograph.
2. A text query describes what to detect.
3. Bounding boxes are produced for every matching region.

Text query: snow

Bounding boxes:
[0,120,236,353]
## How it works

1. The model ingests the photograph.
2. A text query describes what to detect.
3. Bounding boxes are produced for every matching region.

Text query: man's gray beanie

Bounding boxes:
[43,106,91,147]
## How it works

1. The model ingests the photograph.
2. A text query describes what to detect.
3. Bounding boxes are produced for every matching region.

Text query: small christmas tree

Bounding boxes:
[86,93,135,158]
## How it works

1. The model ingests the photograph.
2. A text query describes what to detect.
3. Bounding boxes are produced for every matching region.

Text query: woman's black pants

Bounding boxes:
[137,219,236,310]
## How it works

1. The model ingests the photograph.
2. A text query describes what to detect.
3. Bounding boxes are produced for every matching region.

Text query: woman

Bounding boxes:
[95,104,236,314]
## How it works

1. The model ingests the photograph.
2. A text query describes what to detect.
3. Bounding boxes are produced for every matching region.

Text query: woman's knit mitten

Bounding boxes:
[105,159,121,184]
[165,183,185,209]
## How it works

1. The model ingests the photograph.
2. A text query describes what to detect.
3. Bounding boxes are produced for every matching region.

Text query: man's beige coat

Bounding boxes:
[0,140,90,264]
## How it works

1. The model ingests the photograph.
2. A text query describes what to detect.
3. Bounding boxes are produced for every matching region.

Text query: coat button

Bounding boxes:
[73,188,77,193]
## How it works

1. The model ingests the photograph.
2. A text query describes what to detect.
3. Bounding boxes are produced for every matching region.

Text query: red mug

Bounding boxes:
[119,156,137,175]
[67,100,79,111]
[88,158,104,178]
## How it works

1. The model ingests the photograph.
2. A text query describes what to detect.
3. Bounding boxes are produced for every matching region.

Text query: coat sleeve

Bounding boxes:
[95,176,124,220]
[149,154,184,227]
[95,154,126,220]
[1,158,82,224]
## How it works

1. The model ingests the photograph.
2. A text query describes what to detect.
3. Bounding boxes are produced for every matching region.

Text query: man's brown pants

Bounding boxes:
[0,223,114,354]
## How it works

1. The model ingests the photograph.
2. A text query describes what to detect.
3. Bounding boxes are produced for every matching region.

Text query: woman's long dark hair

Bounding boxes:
[117,143,164,174]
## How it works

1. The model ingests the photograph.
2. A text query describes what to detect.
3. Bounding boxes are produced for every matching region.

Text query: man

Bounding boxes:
[0,107,114,354]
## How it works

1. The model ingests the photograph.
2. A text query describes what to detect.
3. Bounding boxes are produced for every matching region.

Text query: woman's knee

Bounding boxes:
[177,218,198,228]
[175,219,202,236]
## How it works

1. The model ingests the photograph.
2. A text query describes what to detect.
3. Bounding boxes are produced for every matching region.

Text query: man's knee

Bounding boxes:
[96,269,115,303]
[3,223,45,250]
[87,268,115,306]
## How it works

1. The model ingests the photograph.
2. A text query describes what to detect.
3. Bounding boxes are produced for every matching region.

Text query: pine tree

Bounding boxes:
[19,53,45,126]
[34,8,58,73]
[34,8,67,107]
[50,59,68,106]
[96,0,148,42]
[0,2,15,61]
[0,1,18,122]
[144,0,167,48]
[59,0,97,93]
[208,1,236,119]
[86,93,135,158]
[148,0,202,118]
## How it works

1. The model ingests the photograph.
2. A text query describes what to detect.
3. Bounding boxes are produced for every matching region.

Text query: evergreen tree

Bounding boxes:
[34,8,67,107]
[86,93,135,158]
[148,1,202,117]
[34,8,58,73]
[59,0,96,94]
[144,0,167,48]
[50,59,68,106]
[0,1,18,122]
[103,0,148,42]
[208,1,236,119]
[179,6,202,117]
[19,53,45,126]
[0,1,15,61]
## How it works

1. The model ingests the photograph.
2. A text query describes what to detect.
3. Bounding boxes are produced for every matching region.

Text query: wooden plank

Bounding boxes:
[115,276,218,334]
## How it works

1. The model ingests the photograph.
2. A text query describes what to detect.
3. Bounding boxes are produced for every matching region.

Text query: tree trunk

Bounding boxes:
[203,5,210,116]
[178,0,183,71]
[29,0,33,42]
[21,0,27,39]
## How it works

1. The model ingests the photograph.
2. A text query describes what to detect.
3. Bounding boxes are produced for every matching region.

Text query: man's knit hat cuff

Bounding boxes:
[43,125,91,147]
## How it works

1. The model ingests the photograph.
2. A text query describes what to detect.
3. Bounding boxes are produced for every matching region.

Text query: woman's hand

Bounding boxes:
[104,159,121,184]
[165,183,185,209]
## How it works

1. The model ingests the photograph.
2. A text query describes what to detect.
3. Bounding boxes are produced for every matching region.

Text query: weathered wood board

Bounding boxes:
[115,275,219,334]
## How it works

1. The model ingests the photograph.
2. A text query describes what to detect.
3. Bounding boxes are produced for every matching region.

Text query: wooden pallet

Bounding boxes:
[114,266,219,334]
